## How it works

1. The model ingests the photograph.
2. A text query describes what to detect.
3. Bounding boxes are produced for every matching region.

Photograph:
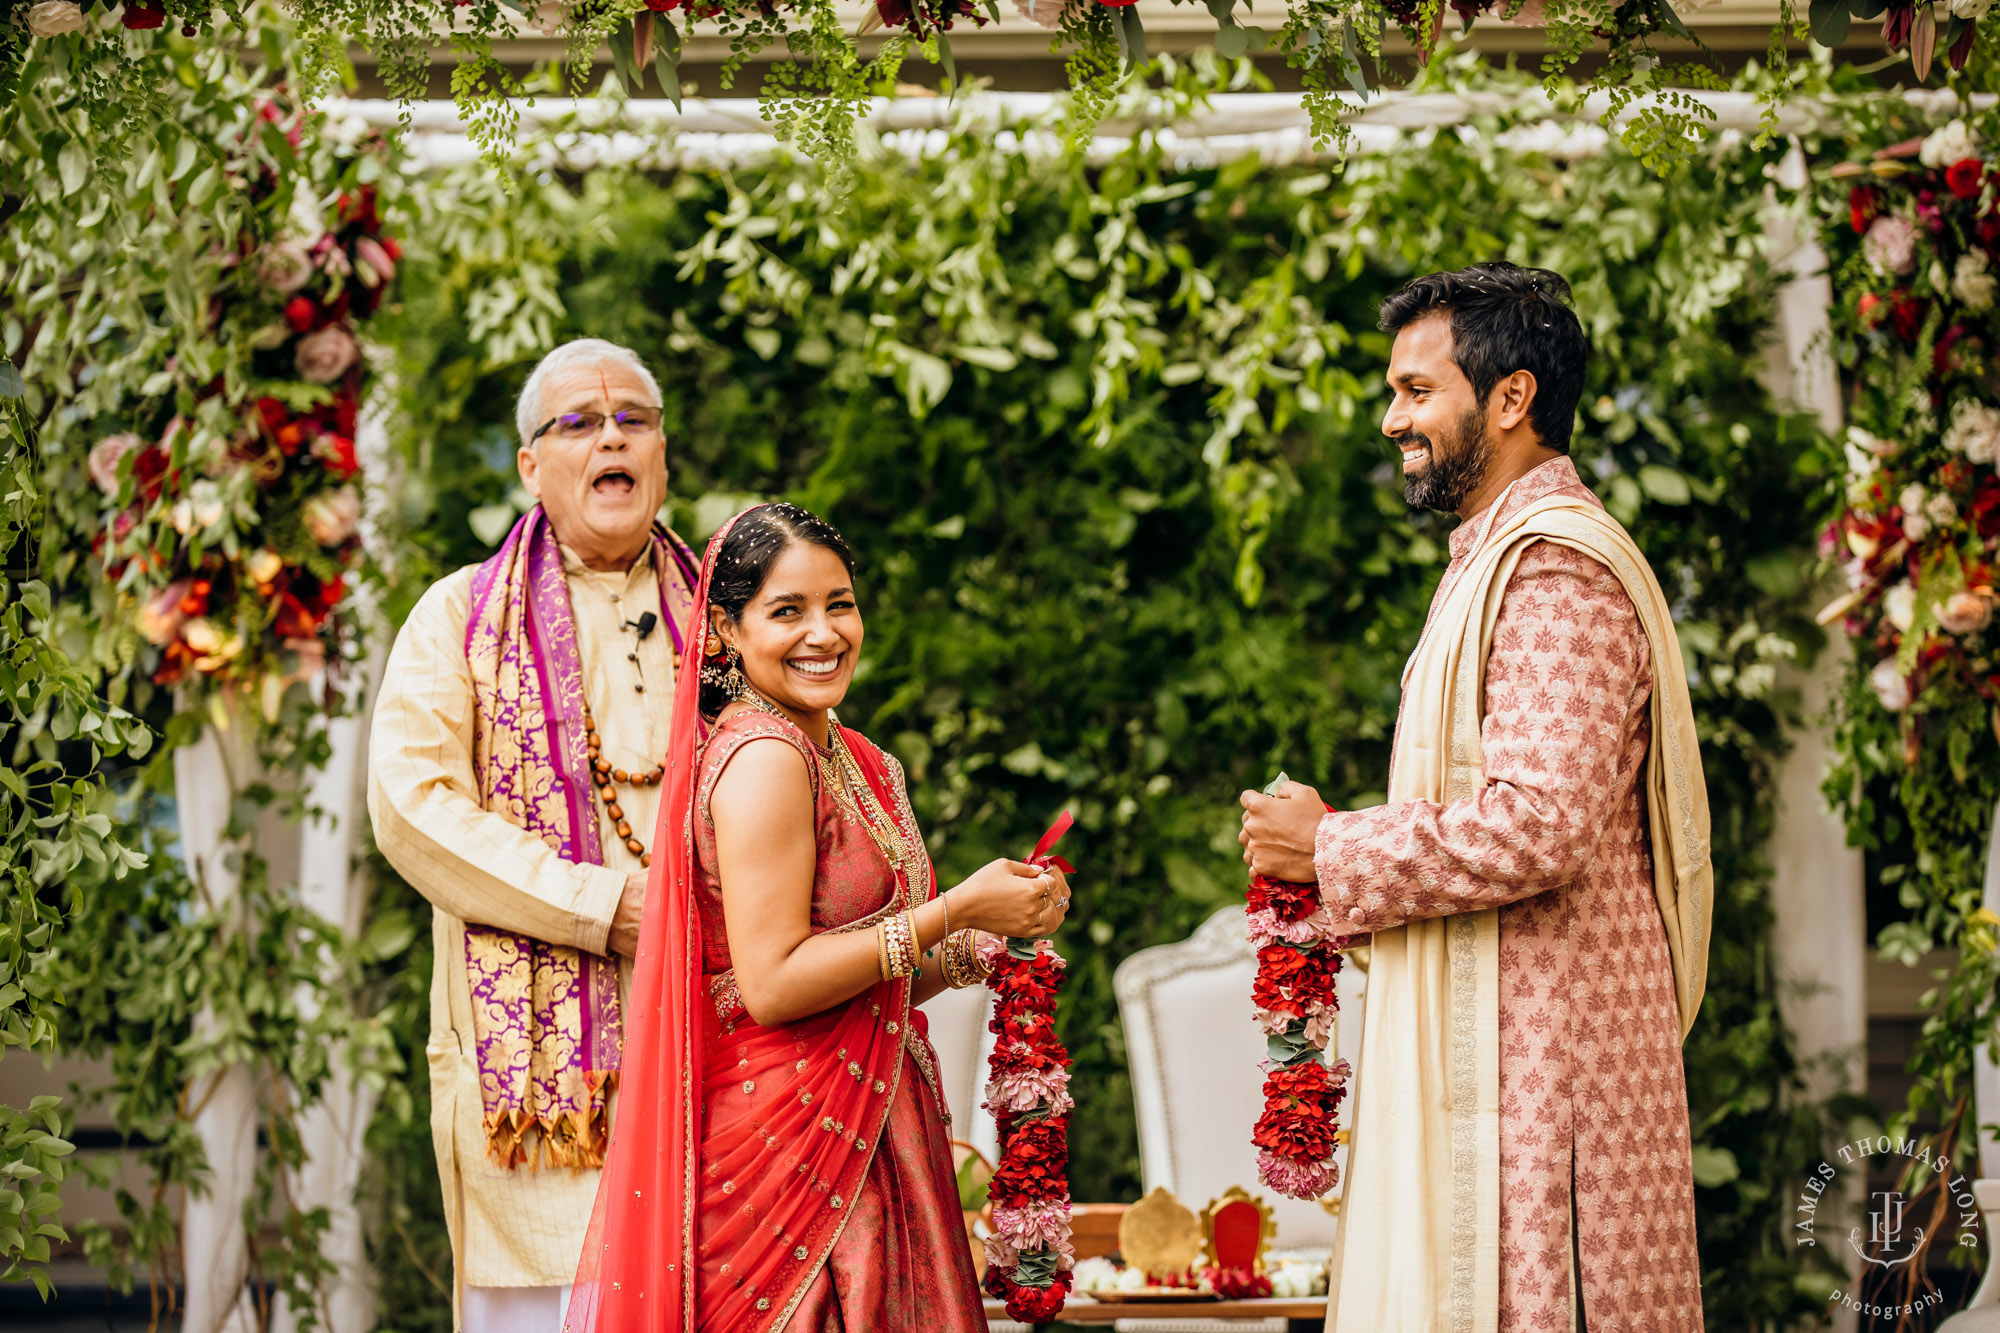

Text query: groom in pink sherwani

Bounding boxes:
[1240,263,1706,1332]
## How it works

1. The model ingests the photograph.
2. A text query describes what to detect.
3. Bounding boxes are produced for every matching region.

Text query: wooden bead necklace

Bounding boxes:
[583,700,664,868]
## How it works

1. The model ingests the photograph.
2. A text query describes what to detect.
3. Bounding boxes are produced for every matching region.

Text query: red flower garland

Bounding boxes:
[979,812,1076,1324]
[1245,797,1352,1201]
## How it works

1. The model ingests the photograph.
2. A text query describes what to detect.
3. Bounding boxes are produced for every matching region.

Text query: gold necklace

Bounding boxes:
[730,690,915,885]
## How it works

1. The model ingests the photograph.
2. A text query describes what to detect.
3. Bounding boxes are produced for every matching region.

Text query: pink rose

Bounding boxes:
[254,240,315,295]
[1870,658,1913,712]
[352,236,396,288]
[1940,590,1994,635]
[88,432,142,494]
[137,578,193,646]
[1011,0,1067,26]
[302,485,361,546]
[1864,214,1919,276]
[295,325,359,383]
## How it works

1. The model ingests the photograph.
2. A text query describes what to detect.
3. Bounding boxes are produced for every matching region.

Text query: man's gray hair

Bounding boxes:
[515,338,664,450]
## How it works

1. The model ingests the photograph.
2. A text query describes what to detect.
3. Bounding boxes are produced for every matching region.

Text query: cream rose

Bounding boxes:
[295,324,359,383]
[1898,484,1930,542]
[1885,580,1918,633]
[26,1,86,38]
[1955,251,1997,311]
[303,486,361,546]
[1870,658,1912,712]
[1921,120,1980,169]
[243,548,284,586]
[1941,591,1994,635]
[1945,398,2000,465]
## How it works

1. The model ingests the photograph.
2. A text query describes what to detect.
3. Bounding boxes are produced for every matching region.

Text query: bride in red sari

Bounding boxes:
[567,502,1070,1333]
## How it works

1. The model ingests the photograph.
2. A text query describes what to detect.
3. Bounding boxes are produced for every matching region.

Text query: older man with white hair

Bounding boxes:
[369,338,700,1332]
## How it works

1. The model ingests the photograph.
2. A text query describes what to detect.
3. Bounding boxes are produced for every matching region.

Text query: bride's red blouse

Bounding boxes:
[686,708,985,1332]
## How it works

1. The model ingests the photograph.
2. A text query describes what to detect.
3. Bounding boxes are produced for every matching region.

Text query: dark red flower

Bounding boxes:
[284,296,317,333]
[1951,14,1979,69]
[1947,158,1987,200]
[1889,294,1927,344]
[274,593,318,640]
[1885,3,1914,49]
[1851,185,1882,235]
[122,5,166,28]
[1973,478,2000,538]
[253,396,289,436]
[1247,874,1319,923]
[337,186,380,231]
[985,1268,1071,1323]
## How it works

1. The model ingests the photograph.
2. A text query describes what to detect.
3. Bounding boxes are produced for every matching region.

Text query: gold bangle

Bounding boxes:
[877,920,892,982]
[905,908,921,980]
[940,889,952,937]
[940,929,978,989]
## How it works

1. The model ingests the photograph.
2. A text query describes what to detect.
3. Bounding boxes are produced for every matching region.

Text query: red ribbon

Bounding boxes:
[1028,810,1076,874]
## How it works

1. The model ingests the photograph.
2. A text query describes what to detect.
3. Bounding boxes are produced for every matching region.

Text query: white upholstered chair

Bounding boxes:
[1113,904,1364,1252]
[920,980,1002,1170]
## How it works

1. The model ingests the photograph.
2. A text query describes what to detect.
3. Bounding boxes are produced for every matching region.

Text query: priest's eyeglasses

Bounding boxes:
[531,407,666,443]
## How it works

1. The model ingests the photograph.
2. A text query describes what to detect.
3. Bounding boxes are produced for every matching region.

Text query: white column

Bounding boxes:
[271,700,381,1333]
[1759,142,1866,1331]
[175,720,261,1333]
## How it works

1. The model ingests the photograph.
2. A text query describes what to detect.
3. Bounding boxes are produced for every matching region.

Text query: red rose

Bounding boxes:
[274,592,319,641]
[1247,874,1319,923]
[284,296,317,333]
[1850,185,1881,234]
[337,186,379,230]
[1973,478,2000,538]
[1889,294,1926,344]
[1948,158,1987,200]
[315,432,360,479]
[253,396,289,436]
[122,5,166,27]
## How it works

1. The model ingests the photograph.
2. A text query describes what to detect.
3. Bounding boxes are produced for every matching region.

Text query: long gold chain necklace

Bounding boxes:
[732,689,918,890]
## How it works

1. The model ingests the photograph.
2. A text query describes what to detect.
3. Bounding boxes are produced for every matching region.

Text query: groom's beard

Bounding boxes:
[1399,407,1494,513]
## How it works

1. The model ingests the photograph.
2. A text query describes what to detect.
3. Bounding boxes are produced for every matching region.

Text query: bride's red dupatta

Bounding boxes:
[567,508,937,1333]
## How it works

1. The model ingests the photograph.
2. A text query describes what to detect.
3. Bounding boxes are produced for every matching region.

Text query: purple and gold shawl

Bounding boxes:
[462,506,699,1170]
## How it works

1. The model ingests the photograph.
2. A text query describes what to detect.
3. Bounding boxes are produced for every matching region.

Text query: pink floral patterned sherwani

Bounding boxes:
[1317,456,1704,1333]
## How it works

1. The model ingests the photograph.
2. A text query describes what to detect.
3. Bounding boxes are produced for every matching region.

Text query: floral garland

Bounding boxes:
[1246,832,1350,1200]
[1826,116,2000,751]
[88,99,395,718]
[980,813,1076,1324]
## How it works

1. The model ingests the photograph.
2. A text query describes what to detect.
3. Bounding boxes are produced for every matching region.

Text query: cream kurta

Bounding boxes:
[369,545,675,1293]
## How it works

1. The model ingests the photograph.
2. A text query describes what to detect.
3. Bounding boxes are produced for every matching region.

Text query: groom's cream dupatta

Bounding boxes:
[1326,489,1712,1333]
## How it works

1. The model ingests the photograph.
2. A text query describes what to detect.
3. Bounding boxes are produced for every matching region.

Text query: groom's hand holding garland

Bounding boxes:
[1240,776,1352,1201]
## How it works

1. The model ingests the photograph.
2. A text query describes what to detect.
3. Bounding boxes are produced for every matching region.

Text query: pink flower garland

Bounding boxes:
[980,813,1076,1324]
[1246,849,1352,1201]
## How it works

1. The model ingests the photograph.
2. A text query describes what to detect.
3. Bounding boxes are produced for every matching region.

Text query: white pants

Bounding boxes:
[462,1284,571,1333]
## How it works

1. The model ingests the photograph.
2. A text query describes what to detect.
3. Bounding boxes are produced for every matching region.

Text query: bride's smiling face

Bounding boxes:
[713,540,863,717]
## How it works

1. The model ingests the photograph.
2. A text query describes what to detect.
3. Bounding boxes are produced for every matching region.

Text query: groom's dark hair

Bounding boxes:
[1378,262,1588,454]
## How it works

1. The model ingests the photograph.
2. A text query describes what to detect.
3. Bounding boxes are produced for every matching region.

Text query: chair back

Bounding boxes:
[922,980,1001,1164]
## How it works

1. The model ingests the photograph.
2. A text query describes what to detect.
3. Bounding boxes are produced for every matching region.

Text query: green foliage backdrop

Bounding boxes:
[373,71,1839,1324]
